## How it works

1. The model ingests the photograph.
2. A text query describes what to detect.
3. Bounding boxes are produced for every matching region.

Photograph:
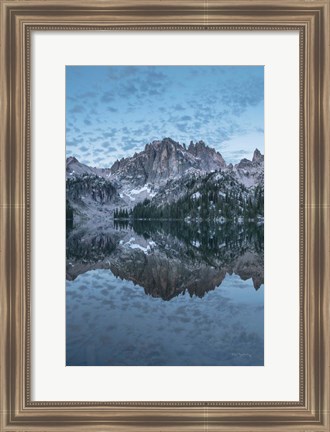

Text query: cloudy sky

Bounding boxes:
[66,66,264,167]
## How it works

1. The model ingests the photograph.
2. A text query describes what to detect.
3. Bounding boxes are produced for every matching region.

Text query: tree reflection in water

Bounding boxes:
[66,220,263,299]
[66,221,264,366]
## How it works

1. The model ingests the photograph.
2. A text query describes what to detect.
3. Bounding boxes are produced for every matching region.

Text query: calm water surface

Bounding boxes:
[66,221,264,366]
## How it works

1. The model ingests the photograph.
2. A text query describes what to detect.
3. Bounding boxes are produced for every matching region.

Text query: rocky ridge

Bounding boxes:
[66,137,264,219]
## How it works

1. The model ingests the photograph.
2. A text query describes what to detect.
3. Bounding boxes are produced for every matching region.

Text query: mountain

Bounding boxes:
[234,148,264,188]
[67,156,95,177]
[66,138,264,220]
[187,140,226,171]
[66,156,111,178]
[109,137,225,188]
[252,148,264,163]
[132,169,264,222]
[66,174,126,219]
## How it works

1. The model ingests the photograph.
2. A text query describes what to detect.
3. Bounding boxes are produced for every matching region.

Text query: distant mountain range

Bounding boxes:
[66,137,264,222]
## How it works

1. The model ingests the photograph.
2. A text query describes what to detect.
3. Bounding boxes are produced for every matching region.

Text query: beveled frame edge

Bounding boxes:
[0,0,329,431]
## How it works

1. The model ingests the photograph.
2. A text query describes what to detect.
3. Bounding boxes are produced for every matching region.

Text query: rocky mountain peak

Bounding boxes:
[188,140,206,151]
[145,137,182,152]
[66,156,111,179]
[109,137,229,190]
[110,137,198,187]
[236,158,252,169]
[252,148,264,163]
[236,149,264,169]
[66,140,265,217]
[234,149,264,188]
[66,156,79,165]
[188,140,226,170]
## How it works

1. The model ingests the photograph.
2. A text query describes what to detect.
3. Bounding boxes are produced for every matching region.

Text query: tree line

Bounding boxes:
[129,184,263,221]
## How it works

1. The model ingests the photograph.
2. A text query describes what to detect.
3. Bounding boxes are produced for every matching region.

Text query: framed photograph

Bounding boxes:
[1,0,329,431]
[66,64,265,368]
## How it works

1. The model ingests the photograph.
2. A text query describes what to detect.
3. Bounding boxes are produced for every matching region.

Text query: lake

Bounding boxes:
[66,221,264,366]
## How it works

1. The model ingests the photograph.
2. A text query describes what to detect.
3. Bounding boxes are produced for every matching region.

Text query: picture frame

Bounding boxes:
[0,0,329,430]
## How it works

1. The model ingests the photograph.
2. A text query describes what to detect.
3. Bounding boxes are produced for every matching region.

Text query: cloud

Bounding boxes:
[66,66,264,165]
[73,126,81,134]
[66,137,81,147]
[141,124,151,134]
[147,70,167,81]
[103,129,117,138]
[79,91,97,99]
[148,89,162,96]
[107,107,118,113]
[229,149,249,157]
[214,128,231,142]
[218,77,264,116]
[101,141,117,149]
[122,143,135,151]
[180,115,192,121]
[101,143,117,151]
[93,156,107,165]
[89,136,103,143]
[118,83,138,98]
[176,123,188,133]
[107,66,140,80]
[173,104,185,111]
[101,91,115,103]
[71,105,85,113]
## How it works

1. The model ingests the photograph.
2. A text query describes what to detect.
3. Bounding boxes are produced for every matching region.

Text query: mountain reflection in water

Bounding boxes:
[66,221,264,366]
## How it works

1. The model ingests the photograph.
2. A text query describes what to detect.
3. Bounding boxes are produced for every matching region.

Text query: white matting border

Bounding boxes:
[31,30,300,401]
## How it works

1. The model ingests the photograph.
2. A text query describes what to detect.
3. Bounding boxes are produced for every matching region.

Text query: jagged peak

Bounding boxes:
[235,149,264,170]
[252,148,264,163]
[188,140,226,166]
[188,140,206,151]
[144,138,185,151]
[188,140,221,155]
[66,156,79,165]
[145,137,182,152]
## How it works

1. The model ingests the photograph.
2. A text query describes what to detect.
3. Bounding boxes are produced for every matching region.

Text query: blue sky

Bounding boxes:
[66,66,264,167]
